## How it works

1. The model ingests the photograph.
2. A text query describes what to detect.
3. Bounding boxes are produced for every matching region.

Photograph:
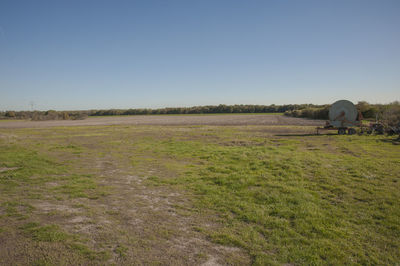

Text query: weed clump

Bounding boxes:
[20,222,67,242]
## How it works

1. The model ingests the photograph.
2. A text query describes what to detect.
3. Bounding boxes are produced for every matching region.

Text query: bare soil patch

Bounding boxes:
[0,114,323,128]
[0,167,19,173]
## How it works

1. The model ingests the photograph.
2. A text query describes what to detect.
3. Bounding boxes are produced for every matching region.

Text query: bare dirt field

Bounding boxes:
[0,114,324,128]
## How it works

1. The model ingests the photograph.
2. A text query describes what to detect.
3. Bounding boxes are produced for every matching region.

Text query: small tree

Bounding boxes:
[5,111,16,118]
[46,110,58,120]
[381,102,400,127]
[62,112,70,120]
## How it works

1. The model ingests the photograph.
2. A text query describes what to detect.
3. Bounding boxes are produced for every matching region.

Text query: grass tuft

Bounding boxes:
[20,222,68,242]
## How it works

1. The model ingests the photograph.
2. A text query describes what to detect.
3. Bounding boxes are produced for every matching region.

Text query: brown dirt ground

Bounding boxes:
[0,114,324,128]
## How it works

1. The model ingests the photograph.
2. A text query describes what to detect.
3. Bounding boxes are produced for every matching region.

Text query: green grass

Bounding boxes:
[2,201,34,220]
[0,143,104,200]
[0,125,399,265]
[20,222,68,242]
[68,243,110,260]
[0,132,110,264]
[138,131,400,265]
[19,221,108,260]
[0,119,27,122]
[115,244,128,258]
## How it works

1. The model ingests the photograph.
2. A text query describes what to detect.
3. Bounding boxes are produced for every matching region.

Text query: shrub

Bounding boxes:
[5,111,16,118]
[62,112,70,120]
[381,102,400,127]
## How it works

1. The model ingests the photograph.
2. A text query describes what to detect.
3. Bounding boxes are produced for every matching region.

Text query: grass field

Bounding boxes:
[0,124,399,265]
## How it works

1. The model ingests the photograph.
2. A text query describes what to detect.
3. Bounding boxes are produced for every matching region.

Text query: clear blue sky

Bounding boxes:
[0,0,399,111]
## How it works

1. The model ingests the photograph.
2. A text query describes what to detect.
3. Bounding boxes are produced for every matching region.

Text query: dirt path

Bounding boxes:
[86,157,249,264]
[0,114,323,128]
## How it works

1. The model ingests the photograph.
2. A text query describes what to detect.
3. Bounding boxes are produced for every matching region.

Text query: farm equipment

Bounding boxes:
[387,124,400,136]
[316,100,400,137]
[316,100,362,135]
[362,122,384,135]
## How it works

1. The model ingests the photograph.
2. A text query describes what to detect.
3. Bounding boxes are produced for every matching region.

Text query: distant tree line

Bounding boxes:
[0,104,319,120]
[90,104,318,116]
[0,110,88,121]
[1,103,399,126]
[284,105,330,120]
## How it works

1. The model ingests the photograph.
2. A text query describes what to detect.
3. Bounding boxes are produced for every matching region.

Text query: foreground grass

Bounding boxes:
[0,141,109,264]
[136,128,400,264]
[0,125,399,265]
